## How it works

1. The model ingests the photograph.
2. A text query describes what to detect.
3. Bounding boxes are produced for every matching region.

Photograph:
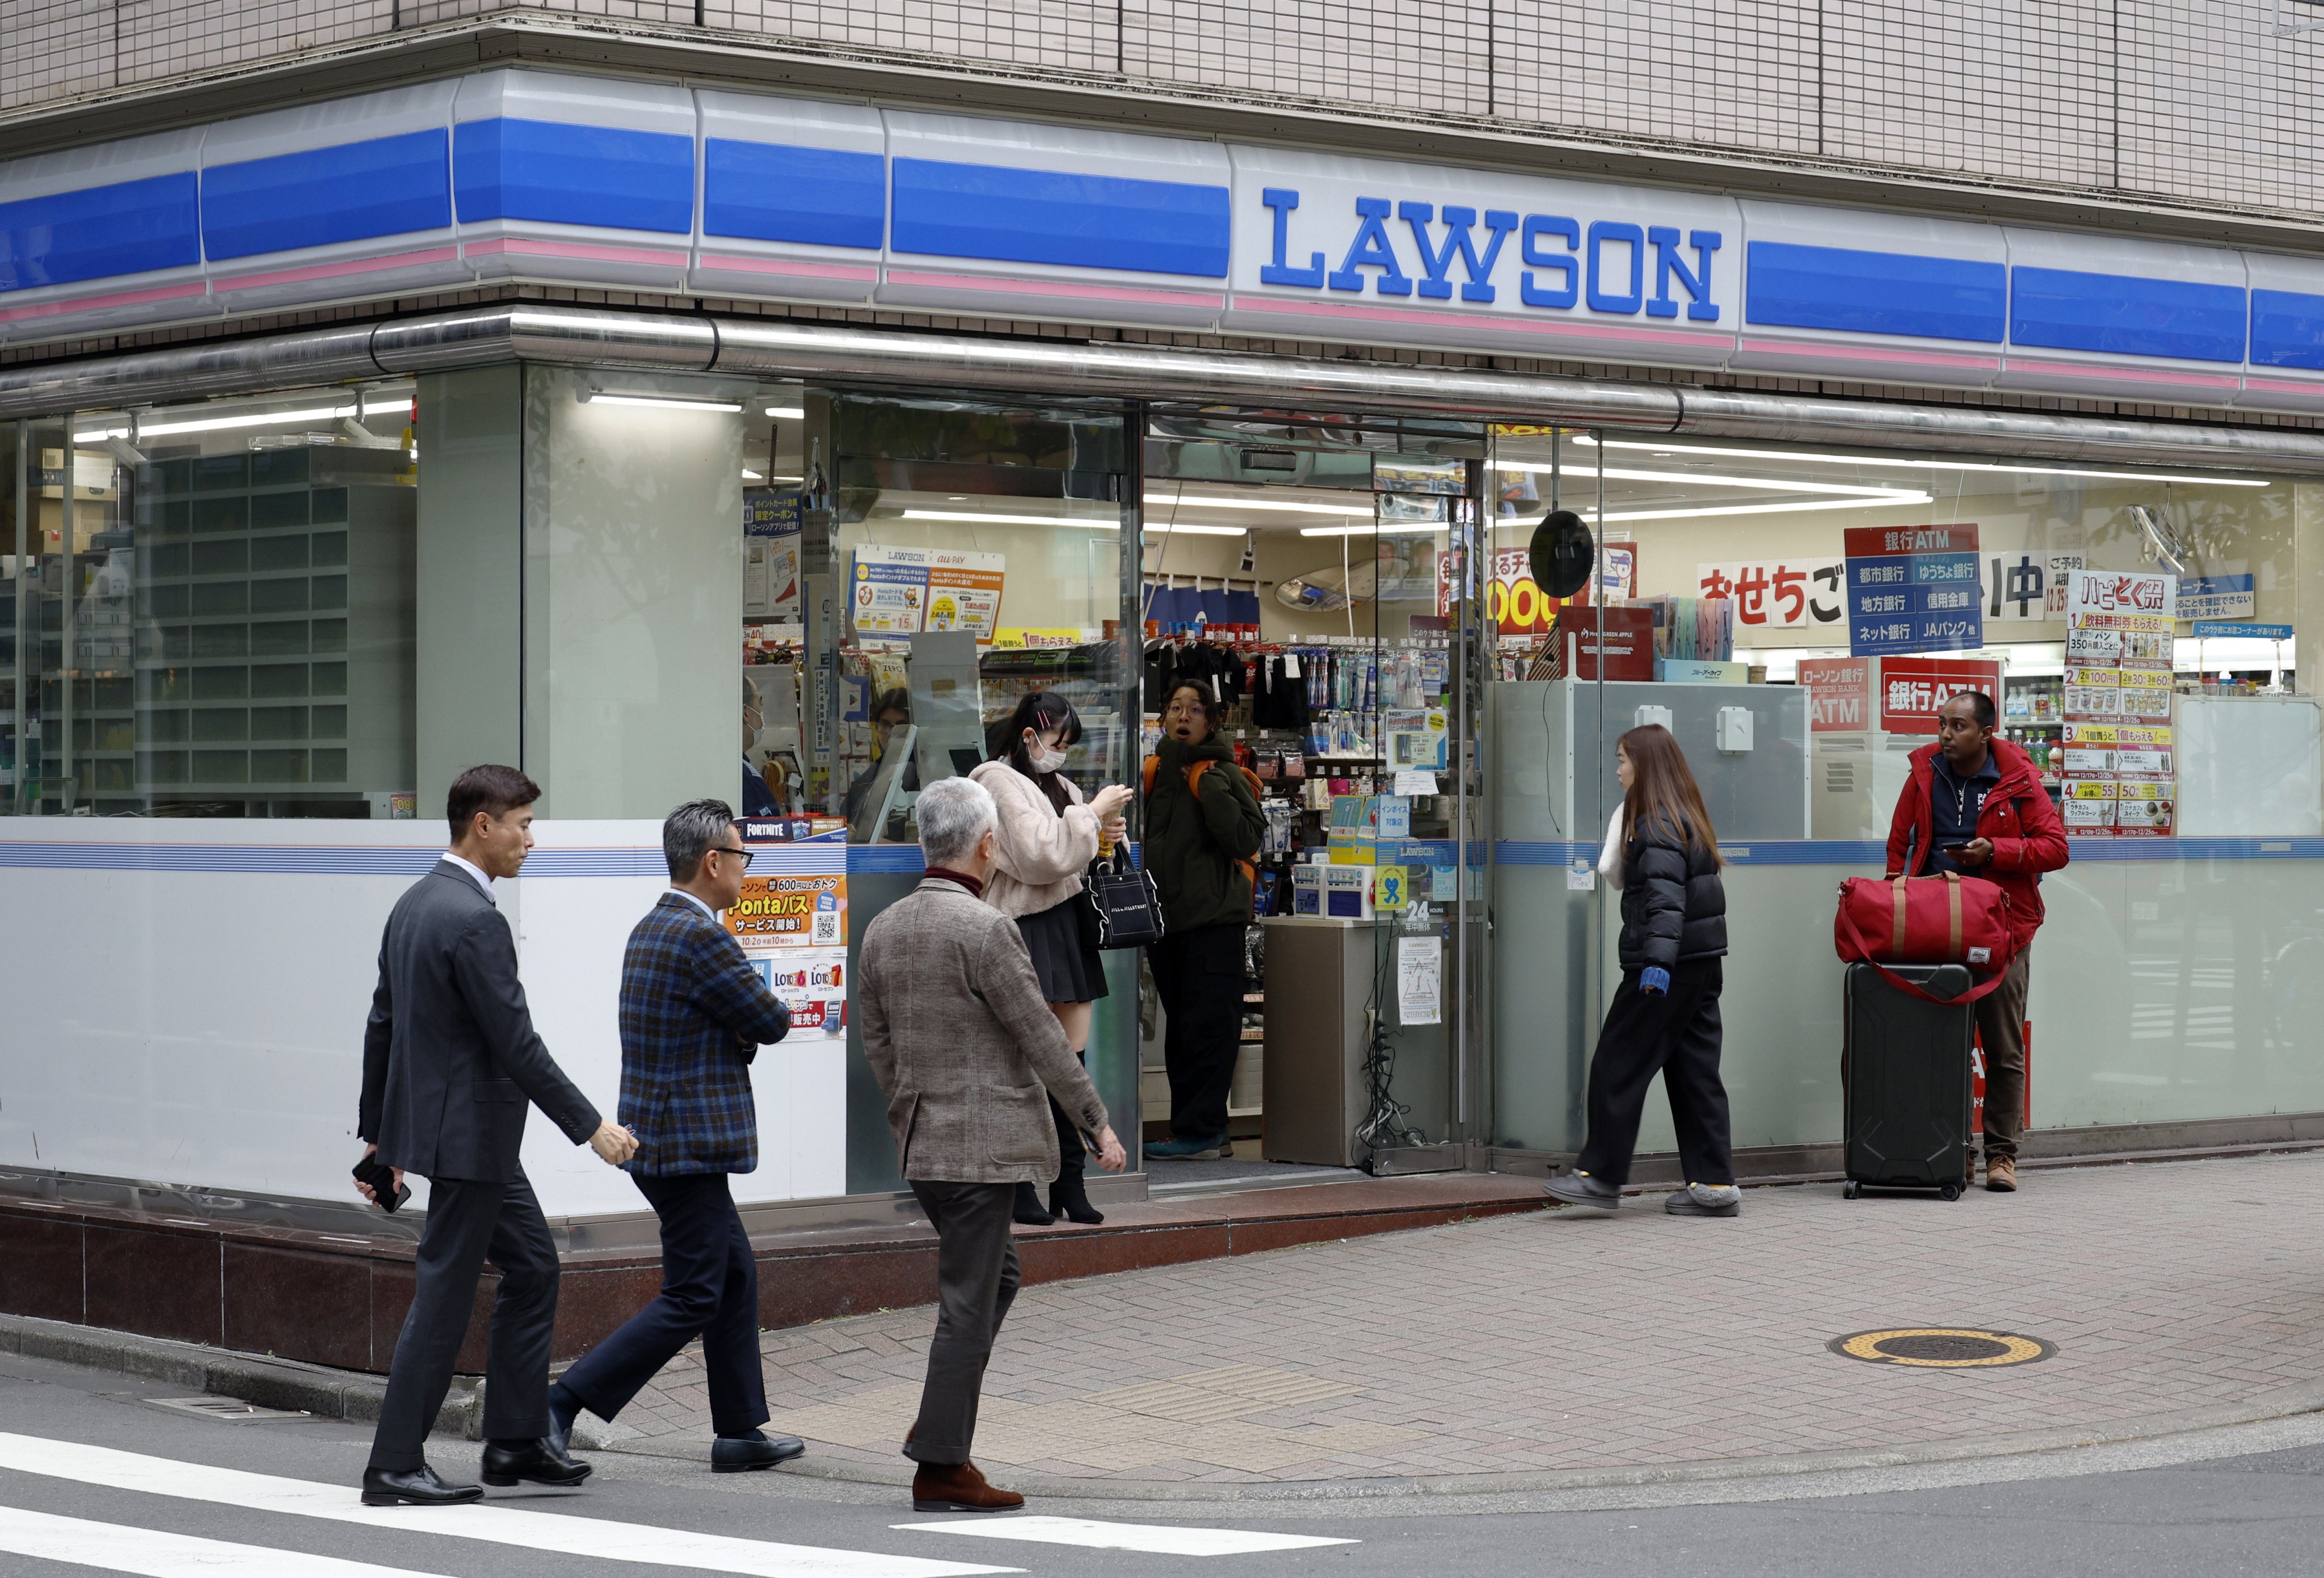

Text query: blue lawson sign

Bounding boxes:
[1845,524,1985,656]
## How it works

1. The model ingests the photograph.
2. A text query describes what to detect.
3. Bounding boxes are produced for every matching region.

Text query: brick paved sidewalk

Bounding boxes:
[593,1152,2324,1487]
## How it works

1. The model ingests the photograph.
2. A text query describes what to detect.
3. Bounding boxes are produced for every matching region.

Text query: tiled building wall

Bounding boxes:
[3,0,2320,218]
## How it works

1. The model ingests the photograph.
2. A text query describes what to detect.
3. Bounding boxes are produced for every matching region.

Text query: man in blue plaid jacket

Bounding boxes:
[546,799,802,1472]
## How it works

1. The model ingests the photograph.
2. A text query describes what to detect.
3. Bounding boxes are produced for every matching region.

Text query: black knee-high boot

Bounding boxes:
[1047,1050,1103,1225]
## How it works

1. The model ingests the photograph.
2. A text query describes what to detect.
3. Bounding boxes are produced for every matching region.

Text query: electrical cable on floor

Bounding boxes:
[1354,927,1426,1167]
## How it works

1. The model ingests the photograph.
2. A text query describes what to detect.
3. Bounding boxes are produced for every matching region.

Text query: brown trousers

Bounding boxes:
[1974,950,2031,1160]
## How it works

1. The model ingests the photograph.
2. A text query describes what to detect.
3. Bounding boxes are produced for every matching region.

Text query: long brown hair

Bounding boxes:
[1618,724,1723,864]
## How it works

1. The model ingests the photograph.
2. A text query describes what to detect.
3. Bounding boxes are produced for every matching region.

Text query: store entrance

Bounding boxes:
[1137,409,1486,1179]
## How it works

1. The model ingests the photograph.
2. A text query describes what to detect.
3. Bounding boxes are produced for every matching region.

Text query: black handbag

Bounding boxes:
[1083,850,1166,949]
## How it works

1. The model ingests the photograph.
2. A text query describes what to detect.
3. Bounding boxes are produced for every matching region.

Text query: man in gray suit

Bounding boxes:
[356,764,638,1507]
[860,775,1127,1513]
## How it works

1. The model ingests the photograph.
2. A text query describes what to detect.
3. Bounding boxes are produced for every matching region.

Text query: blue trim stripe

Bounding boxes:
[848,845,927,874]
[2251,288,2324,372]
[704,139,883,249]
[1493,837,2324,868]
[0,171,201,292]
[890,158,1230,279]
[453,117,694,234]
[2010,267,2247,364]
[1745,242,2006,344]
[201,130,451,262]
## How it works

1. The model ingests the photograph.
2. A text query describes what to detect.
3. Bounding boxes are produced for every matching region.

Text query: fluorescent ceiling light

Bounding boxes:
[764,405,806,420]
[1503,462,1922,499]
[742,469,764,481]
[581,392,744,413]
[901,508,1123,531]
[1578,492,1933,525]
[1300,521,1450,538]
[78,404,353,441]
[1561,436,2271,488]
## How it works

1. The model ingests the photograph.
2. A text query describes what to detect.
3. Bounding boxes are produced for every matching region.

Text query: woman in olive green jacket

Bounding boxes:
[1143,681,1266,1159]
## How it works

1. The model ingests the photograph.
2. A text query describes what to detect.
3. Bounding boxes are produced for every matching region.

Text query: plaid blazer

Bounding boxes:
[618,892,791,1175]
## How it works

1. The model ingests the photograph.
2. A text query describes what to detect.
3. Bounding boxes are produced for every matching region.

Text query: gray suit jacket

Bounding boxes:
[359,860,601,1183]
[859,876,1109,1184]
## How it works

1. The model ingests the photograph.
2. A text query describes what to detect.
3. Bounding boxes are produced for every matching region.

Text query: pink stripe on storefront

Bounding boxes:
[212,247,461,293]
[1239,294,1730,350]
[697,254,879,283]
[465,238,690,268]
[2004,357,2243,391]
[884,269,1224,309]
[2241,376,2324,398]
[1738,336,2000,372]
[0,279,207,323]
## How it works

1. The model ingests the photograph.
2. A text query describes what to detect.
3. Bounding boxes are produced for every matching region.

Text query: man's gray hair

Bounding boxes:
[664,797,738,881]
[916,776,995,868]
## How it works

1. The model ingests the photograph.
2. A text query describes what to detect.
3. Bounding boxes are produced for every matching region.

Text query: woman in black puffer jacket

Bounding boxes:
[1544,723,1740,1218]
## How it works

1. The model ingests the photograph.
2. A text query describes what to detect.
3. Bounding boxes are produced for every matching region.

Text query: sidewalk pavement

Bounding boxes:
[593,1151,2324,1492]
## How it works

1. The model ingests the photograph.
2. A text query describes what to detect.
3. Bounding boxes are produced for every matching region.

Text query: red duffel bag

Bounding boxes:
[1834,871,2016,1002]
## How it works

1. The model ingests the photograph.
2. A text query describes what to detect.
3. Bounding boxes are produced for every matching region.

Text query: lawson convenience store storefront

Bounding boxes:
[6,66,2324,1363]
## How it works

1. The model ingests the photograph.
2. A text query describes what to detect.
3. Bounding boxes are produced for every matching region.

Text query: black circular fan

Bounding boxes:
[1529,508,1595,598]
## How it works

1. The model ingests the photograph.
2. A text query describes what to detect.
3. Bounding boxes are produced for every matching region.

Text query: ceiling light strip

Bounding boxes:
[1565,435,2271,487]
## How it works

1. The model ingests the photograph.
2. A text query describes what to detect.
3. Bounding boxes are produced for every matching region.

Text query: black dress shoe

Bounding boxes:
[361,1463,483,1507]
[480,1437,592,1488]
[712,1430,807,1473]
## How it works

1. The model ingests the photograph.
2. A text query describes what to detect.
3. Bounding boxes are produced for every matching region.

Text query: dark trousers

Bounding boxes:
[1150,923,1245,1141]
[555,1171,768,1439]
[368,1168,559,1472]
[903,1180,1020,1466]
[1974,949,2032,1161]
[1577,958,1735,1189]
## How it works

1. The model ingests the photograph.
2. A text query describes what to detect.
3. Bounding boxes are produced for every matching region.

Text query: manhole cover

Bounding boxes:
[1828,1328,2056,1368]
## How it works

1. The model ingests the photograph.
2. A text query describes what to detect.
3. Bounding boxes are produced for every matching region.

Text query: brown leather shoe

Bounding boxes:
[912,1459,1024,1513]
[1986,1155,2018,1192]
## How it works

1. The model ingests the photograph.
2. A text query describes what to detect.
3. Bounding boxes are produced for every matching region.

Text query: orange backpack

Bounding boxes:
[1142,755,1265,892]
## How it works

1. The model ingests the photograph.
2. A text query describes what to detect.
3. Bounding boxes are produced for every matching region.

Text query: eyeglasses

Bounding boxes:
[709,845,753,870]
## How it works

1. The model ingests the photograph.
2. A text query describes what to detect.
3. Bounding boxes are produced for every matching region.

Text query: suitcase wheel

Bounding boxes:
[1842,1180,1860,1200]
[1939,1182,1963,1202]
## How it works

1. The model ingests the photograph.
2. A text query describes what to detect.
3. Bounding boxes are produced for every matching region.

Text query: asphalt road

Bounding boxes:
[7,1345,2324,1578]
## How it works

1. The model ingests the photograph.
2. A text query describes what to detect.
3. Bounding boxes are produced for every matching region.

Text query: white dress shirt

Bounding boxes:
[669,887,720,923]
[443,852,496,903]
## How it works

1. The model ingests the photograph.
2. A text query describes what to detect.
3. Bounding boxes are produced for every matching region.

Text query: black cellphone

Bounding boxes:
[353,1155,411,1214]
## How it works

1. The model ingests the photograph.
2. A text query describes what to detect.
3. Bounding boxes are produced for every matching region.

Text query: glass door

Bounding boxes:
[1140,408,1488,1174]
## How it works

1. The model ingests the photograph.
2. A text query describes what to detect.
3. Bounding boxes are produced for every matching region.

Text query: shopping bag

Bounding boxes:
[1083,851,1166,950]
[1834,872,2015,1003]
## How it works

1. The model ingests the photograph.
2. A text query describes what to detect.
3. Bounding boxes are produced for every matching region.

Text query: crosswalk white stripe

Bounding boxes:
[898,1516,1357,1556]
[0,1503,456,1578]
[0,1435,1016,1578]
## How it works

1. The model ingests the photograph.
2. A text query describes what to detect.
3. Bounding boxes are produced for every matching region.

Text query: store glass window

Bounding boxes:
[1482,429,2317,840]
[5,392,417,816]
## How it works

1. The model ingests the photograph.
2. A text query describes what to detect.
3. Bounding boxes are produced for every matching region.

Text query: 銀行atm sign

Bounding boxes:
[1845,524,1985,657]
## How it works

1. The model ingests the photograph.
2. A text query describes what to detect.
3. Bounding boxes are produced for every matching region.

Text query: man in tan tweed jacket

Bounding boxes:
[860,775,1127,1513]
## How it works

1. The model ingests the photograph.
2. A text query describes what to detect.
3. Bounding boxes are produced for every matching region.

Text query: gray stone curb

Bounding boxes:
[0,1314,479,1438]
[14,1309,2324,1504]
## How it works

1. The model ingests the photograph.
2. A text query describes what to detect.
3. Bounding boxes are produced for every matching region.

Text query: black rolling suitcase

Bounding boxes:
[1841,961,1974,1201]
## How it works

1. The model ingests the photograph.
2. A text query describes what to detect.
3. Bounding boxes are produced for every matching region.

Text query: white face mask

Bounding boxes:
[1029,743,1070,774]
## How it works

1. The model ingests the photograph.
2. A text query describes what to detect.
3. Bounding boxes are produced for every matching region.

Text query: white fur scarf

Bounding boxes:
[1595,802,1628,889]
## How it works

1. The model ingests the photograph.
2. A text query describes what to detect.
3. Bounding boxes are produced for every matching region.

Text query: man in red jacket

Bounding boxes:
[1885,690,2069,1194]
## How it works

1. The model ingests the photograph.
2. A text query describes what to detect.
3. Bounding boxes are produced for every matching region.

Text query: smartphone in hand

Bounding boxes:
[352,1155,411,1214]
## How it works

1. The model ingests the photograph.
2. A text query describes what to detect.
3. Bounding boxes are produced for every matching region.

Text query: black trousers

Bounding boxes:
[1149,922,1245,1141]
[903,1180,1020,1467]
[1577,958,1736,1189]
[555,1171,768,1439]
[368,1168,559,1472]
